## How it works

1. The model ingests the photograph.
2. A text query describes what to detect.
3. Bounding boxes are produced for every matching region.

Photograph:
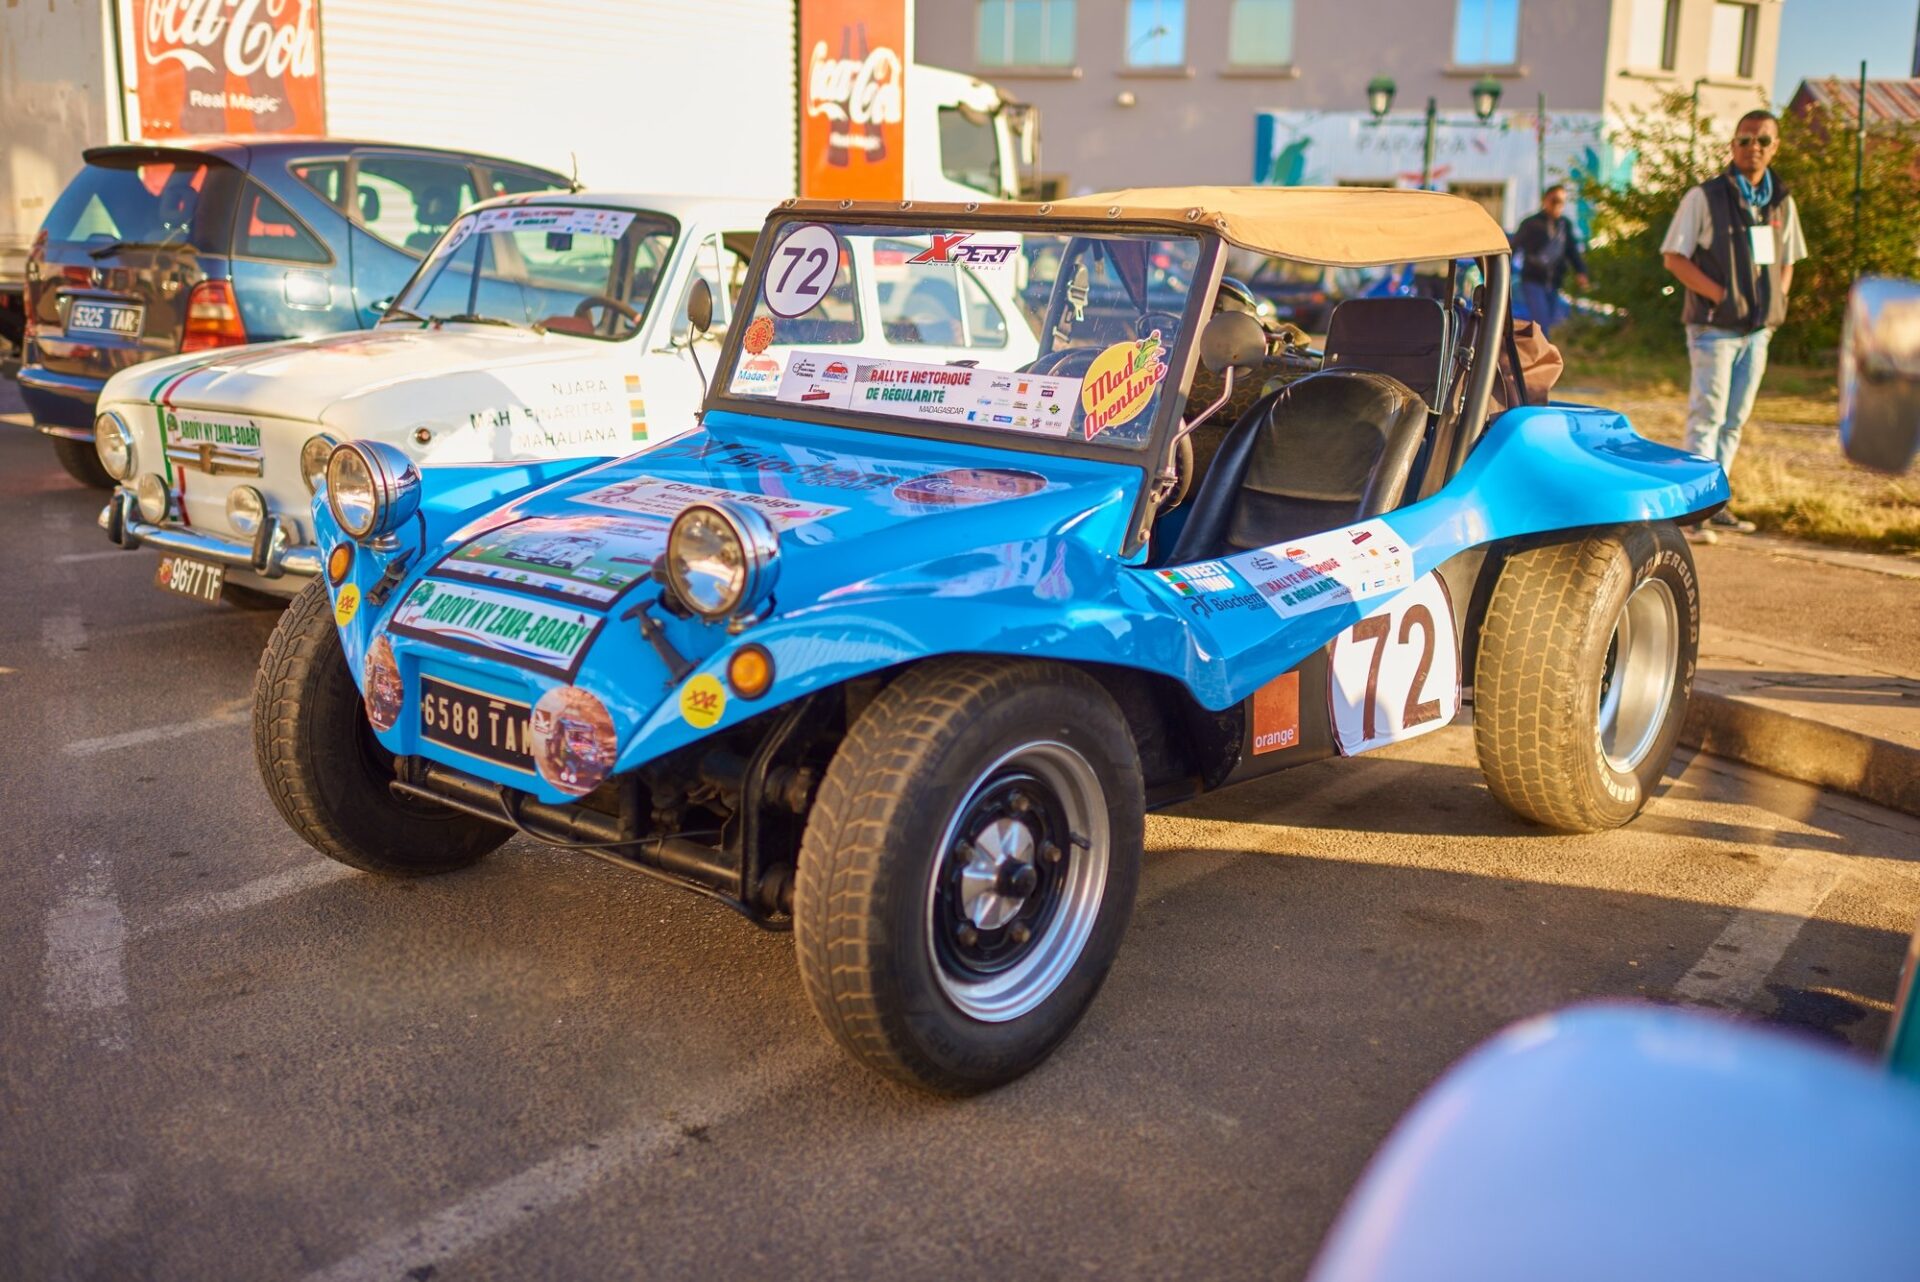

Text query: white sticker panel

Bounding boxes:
[571,475,845,529]
[162,407,262,457]
[772,350,1080,436]
[444,205,637,253]
[1226,519,1415,620]
[1328,571,1460,756]
[388,580,603,676]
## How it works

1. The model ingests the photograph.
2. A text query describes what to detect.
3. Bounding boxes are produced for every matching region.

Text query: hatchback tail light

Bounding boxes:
[181,280,247,352]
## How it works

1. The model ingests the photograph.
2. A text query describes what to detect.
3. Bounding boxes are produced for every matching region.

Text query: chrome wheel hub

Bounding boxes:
[1597,575,1681,773]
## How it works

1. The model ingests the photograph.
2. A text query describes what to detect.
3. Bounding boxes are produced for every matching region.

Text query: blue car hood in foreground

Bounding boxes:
[320,403,1725,804]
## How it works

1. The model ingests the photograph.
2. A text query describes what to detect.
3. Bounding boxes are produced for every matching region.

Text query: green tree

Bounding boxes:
[1581,89,1920,362]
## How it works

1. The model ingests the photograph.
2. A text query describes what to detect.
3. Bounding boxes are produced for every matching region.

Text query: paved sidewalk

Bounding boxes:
[1685,534,1920,815]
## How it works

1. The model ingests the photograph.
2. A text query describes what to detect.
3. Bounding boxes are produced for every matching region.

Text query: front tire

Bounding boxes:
[252,579,508,874]
[795,658,1144,1094]
[52,435,114,488]
[1474,523,1698,832]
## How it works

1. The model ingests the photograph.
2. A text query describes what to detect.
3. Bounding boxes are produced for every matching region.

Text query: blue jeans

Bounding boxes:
[1518,280,1565,336]
[1684,324,1773,472]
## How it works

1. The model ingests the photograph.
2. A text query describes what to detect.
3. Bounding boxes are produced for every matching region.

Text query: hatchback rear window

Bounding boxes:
[40,158,240,253]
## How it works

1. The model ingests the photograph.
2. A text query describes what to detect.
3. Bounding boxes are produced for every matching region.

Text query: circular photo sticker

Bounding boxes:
[363,634,403,732]
[763,223,842,318]
[893,468,1048,509]
[530,684,617,797]
[742,315,775,355]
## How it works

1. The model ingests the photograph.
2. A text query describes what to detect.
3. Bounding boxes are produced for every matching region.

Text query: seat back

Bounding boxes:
[1321,297,1451,407]
[1166,370,1429,563]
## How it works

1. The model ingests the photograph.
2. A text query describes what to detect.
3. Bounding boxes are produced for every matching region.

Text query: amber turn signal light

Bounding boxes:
[326,542,354,586]
[727,644,774,699]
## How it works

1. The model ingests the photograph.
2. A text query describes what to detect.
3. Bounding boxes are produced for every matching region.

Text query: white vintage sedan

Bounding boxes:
[89,192,776,604]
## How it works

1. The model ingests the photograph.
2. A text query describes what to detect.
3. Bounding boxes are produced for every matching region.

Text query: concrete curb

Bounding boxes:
[1683,691,1920,817]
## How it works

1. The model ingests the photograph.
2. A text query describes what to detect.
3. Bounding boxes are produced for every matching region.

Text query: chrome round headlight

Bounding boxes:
[325,440,420,542]
[300,433,339,494]
[665,501,780,621]
[94,412,135,481]
[225,485,266,537]
[135,473,171,523]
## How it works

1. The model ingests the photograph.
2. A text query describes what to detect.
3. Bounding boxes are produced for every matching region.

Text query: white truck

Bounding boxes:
[0,0,1032,366]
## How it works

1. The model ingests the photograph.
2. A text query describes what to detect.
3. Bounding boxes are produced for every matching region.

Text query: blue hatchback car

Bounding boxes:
[254,188,1728,1093]
[18,138,567,485]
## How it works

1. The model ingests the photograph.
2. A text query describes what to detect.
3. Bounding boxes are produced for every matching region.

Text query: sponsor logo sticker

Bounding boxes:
[1080,330,1169,440]
[680,673,727,729]
[333,583,361,625]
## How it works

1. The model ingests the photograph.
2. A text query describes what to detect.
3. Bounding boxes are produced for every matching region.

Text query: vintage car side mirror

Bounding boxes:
[685,278,714,339]
[1200,310,1268,375]
[1840,277,1920,474]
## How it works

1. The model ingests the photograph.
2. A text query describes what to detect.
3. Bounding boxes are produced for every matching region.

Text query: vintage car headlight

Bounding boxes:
[134,473,171,523]
[301,433,339,494]
[326,440,420,542]
[226,485,267,537]
[94,412,135,481]
[665,502,780,621]
[363,634,403,732]
[530,685,617,797]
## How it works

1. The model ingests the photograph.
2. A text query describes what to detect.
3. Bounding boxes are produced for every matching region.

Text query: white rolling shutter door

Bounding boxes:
[319,0,794,197]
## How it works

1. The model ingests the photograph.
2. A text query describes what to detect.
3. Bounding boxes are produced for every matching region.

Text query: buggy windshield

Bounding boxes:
[389,205,677,340]
[722,219,1205,450]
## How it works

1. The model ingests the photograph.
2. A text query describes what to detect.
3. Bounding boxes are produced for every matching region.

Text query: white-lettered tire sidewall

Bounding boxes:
[1581,523,1699,824]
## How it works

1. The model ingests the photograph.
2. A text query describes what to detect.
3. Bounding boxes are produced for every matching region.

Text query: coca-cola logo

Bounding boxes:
[807,39,902,127]
[144,0,319,80]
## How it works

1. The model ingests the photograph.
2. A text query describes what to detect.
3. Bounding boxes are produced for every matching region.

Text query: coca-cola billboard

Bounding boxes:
[131,0,327,138]
[799,0,905,201]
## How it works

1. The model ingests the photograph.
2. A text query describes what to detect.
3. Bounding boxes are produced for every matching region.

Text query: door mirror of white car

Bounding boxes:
[1840,277,1920,474]
[686,277,714,339]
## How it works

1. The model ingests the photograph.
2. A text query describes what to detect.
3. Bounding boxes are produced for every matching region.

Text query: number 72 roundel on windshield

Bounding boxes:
[1327,571,1461,756]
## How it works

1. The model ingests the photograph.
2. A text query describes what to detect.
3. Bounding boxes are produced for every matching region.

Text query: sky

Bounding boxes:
[1773,0,1919,101]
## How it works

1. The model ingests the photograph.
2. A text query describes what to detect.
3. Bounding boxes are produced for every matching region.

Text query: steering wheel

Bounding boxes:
[1135,311,1183,341]
[573,294,642,330]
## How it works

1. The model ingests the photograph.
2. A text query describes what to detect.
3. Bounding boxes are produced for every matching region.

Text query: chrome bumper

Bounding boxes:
[99,490,322,579]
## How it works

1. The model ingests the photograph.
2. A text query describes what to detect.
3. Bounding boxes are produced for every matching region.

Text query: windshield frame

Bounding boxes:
[708,210,1225,472]
[381,201,683,343]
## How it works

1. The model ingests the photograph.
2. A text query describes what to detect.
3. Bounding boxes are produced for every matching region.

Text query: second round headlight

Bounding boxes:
[94,412,134,481]
[225,485,266,537]
[325,441,419,542]
[665,502,780,620]
[300,433,339,493]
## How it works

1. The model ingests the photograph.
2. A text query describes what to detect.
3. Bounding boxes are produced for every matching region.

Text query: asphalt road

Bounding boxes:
[4,400,1920,1282]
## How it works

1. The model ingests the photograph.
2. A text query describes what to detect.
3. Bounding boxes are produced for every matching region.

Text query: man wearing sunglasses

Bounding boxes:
[1660,108,1806,541]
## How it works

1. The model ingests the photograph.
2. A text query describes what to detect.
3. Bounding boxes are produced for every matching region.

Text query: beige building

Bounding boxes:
[919,0,1785,225]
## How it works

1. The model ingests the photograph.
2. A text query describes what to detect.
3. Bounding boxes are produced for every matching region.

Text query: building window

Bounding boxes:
[1626,0,1680,71]
[1708,1,1757,78]
[1229,0,1294,66]
[978,0,1077,68]
[1453,0,1521,67]
[1126,0,1185,67]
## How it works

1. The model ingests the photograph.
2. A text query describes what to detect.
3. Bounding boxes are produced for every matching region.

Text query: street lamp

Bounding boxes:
[1471,75,1503,122]
[1362,75,1503,189]
[1366,76,1397,119]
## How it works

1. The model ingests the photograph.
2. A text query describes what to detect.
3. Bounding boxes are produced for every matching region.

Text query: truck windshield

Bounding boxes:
[937,105,1003,198]
[40,158,240,254]
[722,220,1203,452]
[389,205,677,340]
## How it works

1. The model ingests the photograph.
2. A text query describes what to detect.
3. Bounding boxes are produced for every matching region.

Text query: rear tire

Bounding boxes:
[794,658,1144,1094]
[52,435,113,489]
[1474,523,1698,832]
[252,579,508,874]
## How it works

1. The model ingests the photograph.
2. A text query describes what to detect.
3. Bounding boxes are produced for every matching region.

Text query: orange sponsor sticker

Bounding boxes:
[1252,671,1300,755]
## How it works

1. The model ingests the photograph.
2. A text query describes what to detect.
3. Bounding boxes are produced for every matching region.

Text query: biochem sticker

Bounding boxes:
[1080,330,1168,440]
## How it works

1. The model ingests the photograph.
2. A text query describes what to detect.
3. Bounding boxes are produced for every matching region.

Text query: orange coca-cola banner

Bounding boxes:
[799,0,906,201]
[131,0,327,139]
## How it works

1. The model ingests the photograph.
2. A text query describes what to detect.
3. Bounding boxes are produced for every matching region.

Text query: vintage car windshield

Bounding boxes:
[722,220,1204,451]
[387,205,677,341]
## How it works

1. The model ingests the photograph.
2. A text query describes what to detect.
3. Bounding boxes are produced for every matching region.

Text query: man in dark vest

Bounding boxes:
[1660,109,1806,540]
[1512,183,1589,337]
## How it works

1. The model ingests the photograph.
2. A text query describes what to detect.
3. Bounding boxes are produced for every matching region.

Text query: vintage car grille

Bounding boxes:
[165,439,264,477]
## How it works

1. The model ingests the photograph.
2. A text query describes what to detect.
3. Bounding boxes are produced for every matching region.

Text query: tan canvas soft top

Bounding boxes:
[779,185,1510,268]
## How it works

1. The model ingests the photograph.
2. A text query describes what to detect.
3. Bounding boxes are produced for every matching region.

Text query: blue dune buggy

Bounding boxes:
[255,187,1727,1092]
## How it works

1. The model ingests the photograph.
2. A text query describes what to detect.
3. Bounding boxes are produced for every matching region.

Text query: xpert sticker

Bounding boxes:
[439,513,666,607]
[1252,671,1300,755]
[333,584,361,625]
[1226,520,1414,620]
[742,316,776,355]
[903,232,1020,268]
[388,580,603,678]
[680,674,727,729]
[893,468,1048,508]
[573,476,845,530]
[1080,331,1168,440]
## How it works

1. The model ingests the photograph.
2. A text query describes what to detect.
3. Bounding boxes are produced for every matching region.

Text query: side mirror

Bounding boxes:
[1200,310,1268,375]
[685,277,713,339]
[1840,277,1920,474]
